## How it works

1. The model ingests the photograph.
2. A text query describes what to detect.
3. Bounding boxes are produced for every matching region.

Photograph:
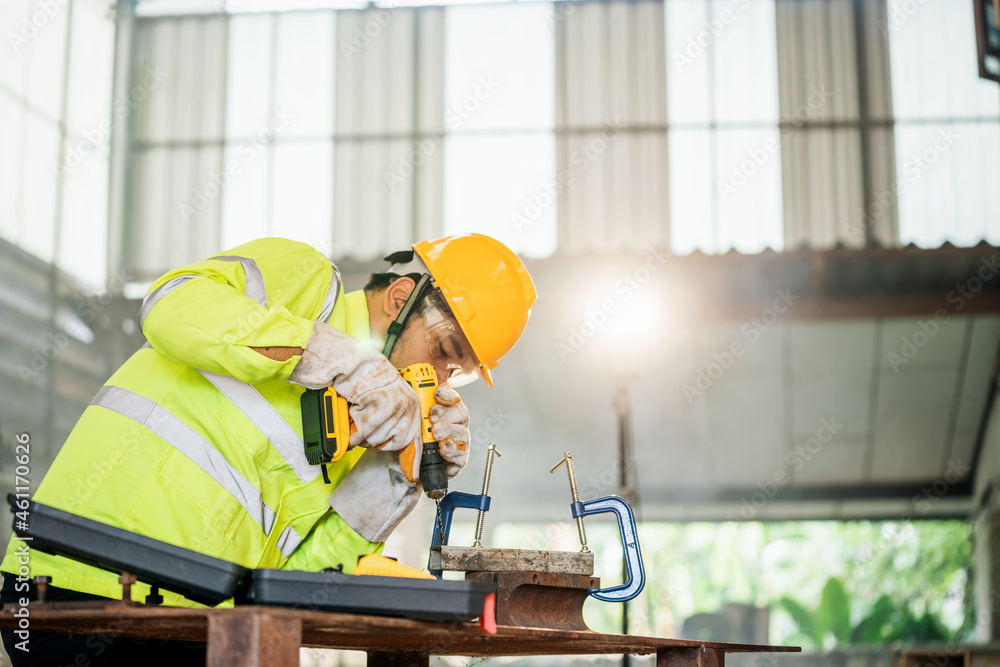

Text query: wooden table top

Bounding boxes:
[0,603,801,658]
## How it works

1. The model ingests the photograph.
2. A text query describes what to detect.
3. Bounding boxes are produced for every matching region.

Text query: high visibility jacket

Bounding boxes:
[1,238,382,607]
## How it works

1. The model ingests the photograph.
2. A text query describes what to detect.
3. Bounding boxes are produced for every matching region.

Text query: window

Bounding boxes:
[666,0,783,254]
[222,12,335,254]
[0,0,113,289]
[444,3,556,258]
[887,0,1000,248]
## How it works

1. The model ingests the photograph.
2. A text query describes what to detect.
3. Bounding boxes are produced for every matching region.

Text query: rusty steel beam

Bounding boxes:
[465,571,599,632]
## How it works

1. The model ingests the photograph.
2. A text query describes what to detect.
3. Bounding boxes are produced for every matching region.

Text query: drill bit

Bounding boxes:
[472,443,501,548]
[433,498,445,551]
[551,452,590,553]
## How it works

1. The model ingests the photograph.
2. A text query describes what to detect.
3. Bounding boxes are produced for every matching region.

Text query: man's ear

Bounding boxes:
[382,277,416,319]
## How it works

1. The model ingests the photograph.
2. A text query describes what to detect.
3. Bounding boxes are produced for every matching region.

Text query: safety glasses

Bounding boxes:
[421,290,480,387]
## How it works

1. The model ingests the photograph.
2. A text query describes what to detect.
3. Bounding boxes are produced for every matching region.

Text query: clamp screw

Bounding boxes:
[473,443,501,548]
[119,572,136,603]
[33,575,51,603]
[551,452,590,553]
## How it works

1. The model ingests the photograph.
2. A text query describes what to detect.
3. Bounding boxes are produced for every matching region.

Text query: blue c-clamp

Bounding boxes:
[430,491,490,550]
[427,488,645,603]
[572,495,645,602]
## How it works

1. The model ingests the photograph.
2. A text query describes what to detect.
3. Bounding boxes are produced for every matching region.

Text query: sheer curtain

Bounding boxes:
[887,0,1000,248]
[558,0,669,254]
[444,3,556,259]
[120,0,1000,276]
[0,0,115,288]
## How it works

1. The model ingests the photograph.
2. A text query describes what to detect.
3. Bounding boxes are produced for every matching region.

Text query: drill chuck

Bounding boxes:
[421,443,449,499]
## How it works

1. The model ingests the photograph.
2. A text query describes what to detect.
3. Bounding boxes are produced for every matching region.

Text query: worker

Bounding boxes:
[0,233,536,665]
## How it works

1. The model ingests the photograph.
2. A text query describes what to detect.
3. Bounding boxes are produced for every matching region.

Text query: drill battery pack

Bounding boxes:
[300,386,351,465]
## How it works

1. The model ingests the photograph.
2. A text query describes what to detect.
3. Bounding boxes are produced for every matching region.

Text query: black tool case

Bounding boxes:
[6,495,247,605]
[244,569,495,622]
[8,496,495,621]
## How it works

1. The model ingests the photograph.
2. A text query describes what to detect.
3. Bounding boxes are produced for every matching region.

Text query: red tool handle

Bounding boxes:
[479,593,497,635]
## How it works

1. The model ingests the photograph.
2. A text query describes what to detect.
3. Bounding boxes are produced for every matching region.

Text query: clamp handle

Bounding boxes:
[571,495,645,602]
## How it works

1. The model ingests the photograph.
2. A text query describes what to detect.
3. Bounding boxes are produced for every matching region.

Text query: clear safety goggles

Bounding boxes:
[420,290,480,387]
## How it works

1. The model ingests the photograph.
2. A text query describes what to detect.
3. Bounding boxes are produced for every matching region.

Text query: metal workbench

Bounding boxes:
[0,604,800,666]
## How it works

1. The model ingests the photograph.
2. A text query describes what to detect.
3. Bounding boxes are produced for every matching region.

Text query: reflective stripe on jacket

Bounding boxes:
[1,238,381,606]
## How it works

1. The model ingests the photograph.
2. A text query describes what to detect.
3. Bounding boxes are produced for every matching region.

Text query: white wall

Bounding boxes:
[974,384,1000,640]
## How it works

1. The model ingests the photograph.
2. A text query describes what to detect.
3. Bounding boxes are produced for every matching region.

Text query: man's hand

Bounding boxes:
[429,385,470,479]
[290,321,421,452]
[346,375,421,453]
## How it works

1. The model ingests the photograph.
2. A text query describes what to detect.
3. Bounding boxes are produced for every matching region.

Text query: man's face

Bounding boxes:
[378,277,480,386]
[387,316,454,384]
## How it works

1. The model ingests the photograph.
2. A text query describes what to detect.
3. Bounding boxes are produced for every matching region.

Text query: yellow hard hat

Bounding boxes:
[413,234,537,388]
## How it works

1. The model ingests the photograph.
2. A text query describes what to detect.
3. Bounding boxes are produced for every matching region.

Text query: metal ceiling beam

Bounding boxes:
[693,293,1000,322]
[514,243,1000,324]
[332,244,1000,323]
[639,480,973,504]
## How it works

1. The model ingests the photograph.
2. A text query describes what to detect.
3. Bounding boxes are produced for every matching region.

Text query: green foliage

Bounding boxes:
[779,577,953,650]
[820,578,851,644]
[775,578,852,649]
[760,520,974,649]
[778,596,823,647]
[851,595,895,643]
[492,519,975,648]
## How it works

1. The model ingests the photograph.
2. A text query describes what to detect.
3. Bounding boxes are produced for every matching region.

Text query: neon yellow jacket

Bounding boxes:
[1,238,382,606]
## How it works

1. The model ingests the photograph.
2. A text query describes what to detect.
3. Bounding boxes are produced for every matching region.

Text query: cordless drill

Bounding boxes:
[301,362,449,499]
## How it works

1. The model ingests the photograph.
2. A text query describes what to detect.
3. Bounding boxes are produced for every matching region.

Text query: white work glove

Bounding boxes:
[289,321,421,453]
[429,385,470,480]
[327,449,421,543]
